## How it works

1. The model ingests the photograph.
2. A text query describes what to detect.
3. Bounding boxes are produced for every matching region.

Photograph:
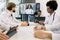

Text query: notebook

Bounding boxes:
[6,26,18,38]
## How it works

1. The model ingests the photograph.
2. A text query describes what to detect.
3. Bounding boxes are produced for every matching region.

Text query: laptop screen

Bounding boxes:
[35,17,45,21]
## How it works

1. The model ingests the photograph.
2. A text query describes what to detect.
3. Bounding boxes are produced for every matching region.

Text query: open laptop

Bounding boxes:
[35,17,45,21]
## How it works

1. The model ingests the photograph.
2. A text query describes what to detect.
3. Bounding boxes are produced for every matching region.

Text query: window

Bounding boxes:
[21,0,35,3]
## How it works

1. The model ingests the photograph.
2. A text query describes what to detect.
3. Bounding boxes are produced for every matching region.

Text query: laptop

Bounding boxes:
[35,17,45,21]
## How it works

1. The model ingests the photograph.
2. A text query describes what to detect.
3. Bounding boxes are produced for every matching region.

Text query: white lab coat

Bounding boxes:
[44,12,60,40]
[25,9,34,14]
[45,12,60,31]
[0,10,20,32]
[0,20,10,32]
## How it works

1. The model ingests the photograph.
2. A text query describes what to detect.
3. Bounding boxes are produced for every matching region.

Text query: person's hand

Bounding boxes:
[2,29,6,33]
[40,26,46,30]
[34,27,42,31]
[34,30,52,39]
[34,19,39,23]
[39,21,45,25]
[21,21,29,26]
[34,30,48,39]
[0,32,9,40]
[34,26,46,31]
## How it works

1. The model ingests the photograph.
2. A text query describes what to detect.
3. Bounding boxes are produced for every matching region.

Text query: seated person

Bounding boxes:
[0,2,21,31]
[0,2,21,37]
[35,10,42,23]
[34,1,60,39]
[35,10,42,17]
[34,10,45,25]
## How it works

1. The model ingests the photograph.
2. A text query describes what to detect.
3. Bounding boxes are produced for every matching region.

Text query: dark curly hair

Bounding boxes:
[46,1,58,11]
[37,10,41,13]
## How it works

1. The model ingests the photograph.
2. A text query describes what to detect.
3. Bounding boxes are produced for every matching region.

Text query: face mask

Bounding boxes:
[13,10,15,13]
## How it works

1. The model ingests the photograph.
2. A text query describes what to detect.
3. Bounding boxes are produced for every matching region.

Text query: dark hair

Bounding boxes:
[7,2,16,10]
[46,1,58,11]
[34,11,37,15]
[34,10,41,15]
[26,4,33,9]
[37,10,41,13]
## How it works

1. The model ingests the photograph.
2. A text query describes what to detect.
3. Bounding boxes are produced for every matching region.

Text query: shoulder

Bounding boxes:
[1,11,7,15]
[0,11,9,17]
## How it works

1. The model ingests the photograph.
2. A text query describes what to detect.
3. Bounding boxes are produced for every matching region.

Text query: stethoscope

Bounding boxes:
[52,12,56,23]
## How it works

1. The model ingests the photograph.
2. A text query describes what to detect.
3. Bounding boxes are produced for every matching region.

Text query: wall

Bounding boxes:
[0,2,6,14]
[36,0,49,17]
[36,0,60,16]
[56,0,60,14]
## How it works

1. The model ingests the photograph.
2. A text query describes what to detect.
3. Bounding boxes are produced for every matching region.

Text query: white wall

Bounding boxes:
[36,0,49,17]
[56,0,60,14]
[0,2,6,14]
[36,0,60,16]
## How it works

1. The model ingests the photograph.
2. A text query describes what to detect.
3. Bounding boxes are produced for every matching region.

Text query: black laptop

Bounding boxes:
[35,17,45,21]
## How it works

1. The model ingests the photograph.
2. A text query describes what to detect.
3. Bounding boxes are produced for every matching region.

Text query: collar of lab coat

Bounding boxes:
[7,10,13,15]
[49,12,56,17]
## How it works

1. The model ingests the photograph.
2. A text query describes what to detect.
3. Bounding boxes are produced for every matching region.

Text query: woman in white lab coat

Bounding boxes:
[34,1,60,40]
[24,4,34,22]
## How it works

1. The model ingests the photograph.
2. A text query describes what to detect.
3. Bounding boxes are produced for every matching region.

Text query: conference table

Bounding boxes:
[9,22,51,40]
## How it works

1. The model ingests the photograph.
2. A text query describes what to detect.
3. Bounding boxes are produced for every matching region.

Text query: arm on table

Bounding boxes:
[34,30,52,39]
[0,32,9,40]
